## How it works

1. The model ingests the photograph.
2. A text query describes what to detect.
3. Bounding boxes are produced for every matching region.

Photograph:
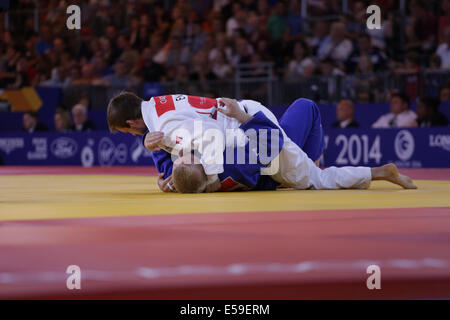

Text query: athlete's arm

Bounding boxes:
[157,173,177,193]
[143,131,164,151]
[151,149,176,192]
[219,97,284,167]
[218,98,253,124]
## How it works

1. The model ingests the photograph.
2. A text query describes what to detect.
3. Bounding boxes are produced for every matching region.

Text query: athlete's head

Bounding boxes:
[107,91,146,135]
[172,153,207,193]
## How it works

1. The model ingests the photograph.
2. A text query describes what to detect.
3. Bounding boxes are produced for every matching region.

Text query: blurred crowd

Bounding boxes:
[23,84,450,134]
[22,102,97,133]
[2,0,450,90]
[1,0,449,131]
[333,85,449,130]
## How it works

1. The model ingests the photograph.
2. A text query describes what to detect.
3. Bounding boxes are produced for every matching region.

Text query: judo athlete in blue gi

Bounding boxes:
[146,98,416,193]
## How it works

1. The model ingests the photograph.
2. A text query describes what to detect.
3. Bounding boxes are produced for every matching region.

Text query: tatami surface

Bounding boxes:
[0,166,449,299]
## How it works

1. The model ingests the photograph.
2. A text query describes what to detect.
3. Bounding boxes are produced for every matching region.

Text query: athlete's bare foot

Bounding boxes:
[371,163,417,189]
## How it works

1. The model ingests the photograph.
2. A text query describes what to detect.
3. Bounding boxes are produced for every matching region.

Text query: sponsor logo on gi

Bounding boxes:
[98,137,127,166]
[51,137,78,159]
[394,130,415,161]
[0,138,24,154]
[159,96,167,104]
[429,135,450,152]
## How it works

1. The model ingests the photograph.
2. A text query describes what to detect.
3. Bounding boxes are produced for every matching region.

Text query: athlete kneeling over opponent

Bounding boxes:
[148,98,417,193]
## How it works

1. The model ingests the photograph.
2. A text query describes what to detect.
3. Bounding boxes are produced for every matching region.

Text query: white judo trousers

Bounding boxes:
[236,99,372,190]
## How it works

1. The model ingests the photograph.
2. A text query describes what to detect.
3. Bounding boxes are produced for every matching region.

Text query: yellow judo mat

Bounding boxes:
[1,167,450,300]
[1,174,449,221]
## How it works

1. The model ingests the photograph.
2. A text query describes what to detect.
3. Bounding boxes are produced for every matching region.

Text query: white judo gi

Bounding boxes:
[140,94,372,190]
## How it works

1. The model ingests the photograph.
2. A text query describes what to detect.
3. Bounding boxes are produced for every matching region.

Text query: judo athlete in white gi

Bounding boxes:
[106,92,417,193]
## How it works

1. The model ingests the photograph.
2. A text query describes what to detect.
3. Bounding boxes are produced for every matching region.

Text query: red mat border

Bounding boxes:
[1,166,449,180]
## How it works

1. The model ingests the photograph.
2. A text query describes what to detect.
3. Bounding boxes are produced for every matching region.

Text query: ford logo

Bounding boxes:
[51,137,78,159]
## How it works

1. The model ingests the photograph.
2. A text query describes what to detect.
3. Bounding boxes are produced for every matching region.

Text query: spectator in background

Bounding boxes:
[128,16,141,49]
[439,0,450,42]
[285,40,314,80]
[72,63,95,85]
[94,58,137,88]
[209,33,233,63]
[416,97,449,127]
[52,37,66,56]
[407,0,438,55]
[436,26,450,69]
[141,47,165,83]
[245,11,267,46]
[116,34,140,75]
[211,50,233,79]
[98,37,116,67]
[156,33,191,69]
[266,2,288,40]
[3,0,450,101]
[189,51,217,81]
[306,21,329,56]
[186,17,206,55]
[286,0,303,37]
[35,25,53,56]
[332,99,359,128]
[300,59,317,79]
[307,0,340,16]
[226,6,247,38]
[104,24,119,57]
[318,57,345,98]
[344,1,366,36]
[346,34,386,73]
[256,0,270,26]
[171,64,190,84]
[78,27,94,60]
[70,104,96,132]
[22,111,48,133]
[8,57,30,89]
[356,88,374,103]
[394,51,422,101]
[428,54,442,71]
[440,83,450,101]
[317,21,353,64]
[372,93,417,128]
[54,109,72,132]
[0,46,21,88]
[231,37,253,66]
[344,54,378,100]
[426,54,443,97]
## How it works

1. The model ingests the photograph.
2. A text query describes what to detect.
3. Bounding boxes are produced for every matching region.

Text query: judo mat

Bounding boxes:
[0,166,449,299]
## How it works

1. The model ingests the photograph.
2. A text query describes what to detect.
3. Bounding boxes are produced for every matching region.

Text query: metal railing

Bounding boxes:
[57,69,450,110]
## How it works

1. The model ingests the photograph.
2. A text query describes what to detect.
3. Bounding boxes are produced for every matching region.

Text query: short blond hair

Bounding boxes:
[172,165,207,193]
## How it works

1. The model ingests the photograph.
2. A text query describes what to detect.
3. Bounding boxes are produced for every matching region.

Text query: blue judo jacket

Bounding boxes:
[149,111,284,191]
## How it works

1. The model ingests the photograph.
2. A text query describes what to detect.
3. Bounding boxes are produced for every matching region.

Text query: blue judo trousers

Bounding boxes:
[279,98,325,162]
